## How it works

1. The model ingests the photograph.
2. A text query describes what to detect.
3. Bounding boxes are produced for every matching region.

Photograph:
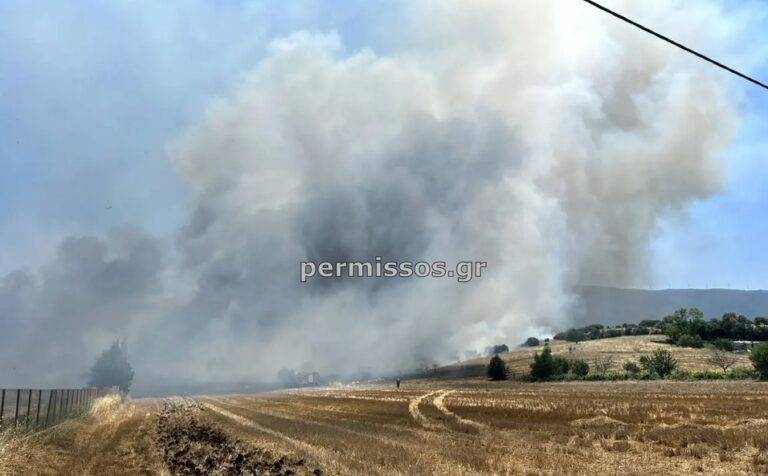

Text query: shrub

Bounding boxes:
[676,334,704,348]
[487,355,509,381]
[552,356,570,375]
[583,371,629,381]
[570,359,589,377]
[726,368,759,379]
[640,349,677,377]
[593,355,615,373]
[524,337,540,347]
[666,369,757,380]
[623,361,641,373]
[749,342,768,379]
[713,338,735,352]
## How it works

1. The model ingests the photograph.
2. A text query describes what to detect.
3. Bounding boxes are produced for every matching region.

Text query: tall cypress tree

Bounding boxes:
[88,339,134,394]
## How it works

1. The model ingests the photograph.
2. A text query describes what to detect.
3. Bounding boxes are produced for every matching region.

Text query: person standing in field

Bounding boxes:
[396,378,401,388]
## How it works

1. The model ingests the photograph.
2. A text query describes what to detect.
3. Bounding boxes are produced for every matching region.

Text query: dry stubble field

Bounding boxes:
[2,379,768,475]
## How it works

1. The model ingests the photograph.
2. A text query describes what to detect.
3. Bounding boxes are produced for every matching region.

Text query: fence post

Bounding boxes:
[56,389,62,423]
[45,390,54,428]
[14,389,20,426]
[25,389,32,429]
[35,389,42,429]
[0,388,5,426]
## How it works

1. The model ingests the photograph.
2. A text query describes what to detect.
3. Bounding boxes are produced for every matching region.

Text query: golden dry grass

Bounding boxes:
[0,396,166,476]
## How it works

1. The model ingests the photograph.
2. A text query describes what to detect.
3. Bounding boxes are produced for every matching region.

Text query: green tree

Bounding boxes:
[88,339,134,394]
[487,355,509,381]
[639,349,677,377]
[749,342,768,379]
[524,337,540,347]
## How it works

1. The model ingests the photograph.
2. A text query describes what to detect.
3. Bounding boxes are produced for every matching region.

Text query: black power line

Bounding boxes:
[581,0,768,91]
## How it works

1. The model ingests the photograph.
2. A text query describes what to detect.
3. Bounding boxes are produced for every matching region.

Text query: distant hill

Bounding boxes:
[436,335,754,379]
[574,286,768,327]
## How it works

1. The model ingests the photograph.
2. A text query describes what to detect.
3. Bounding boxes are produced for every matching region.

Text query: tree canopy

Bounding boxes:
[88,339,134,394]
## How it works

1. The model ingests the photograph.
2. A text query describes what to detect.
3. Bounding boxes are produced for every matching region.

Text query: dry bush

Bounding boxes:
[592,355,615,373]
[708,349,739,372]
[0,428,34,475]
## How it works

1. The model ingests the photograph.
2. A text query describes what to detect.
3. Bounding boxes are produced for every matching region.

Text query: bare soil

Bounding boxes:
[156,398,321,476]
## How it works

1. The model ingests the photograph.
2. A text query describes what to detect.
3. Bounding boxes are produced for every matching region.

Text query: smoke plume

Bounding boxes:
[0,0,746,391]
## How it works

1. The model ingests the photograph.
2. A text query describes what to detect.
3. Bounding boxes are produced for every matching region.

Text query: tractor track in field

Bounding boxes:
[408,390,486,431]
[432,391,487,430]
[408,391,442,429]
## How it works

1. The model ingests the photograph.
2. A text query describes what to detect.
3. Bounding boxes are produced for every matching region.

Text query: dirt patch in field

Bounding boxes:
[156,398,323,475]
[570,416,627,428]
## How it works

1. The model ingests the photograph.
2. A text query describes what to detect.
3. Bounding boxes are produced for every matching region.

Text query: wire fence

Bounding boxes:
[0,387,117,432]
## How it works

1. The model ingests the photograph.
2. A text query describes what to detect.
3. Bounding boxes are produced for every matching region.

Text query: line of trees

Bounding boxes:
[552,323,658,343]
[660,309,768,345]
[550,309,768,345]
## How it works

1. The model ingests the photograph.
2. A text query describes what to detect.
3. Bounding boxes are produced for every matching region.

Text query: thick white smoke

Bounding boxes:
[0,0,746,390]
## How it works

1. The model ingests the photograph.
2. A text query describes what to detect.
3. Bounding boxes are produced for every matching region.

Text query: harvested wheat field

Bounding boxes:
[2,379,768,475]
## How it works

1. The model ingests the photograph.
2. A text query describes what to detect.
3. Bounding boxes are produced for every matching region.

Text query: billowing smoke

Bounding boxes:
[0,0,746,391]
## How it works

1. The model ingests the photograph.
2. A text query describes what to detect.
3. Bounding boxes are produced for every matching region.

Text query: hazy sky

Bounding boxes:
[0,0,402,269]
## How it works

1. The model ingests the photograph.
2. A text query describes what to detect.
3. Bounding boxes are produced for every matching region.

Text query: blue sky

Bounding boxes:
[651,63,768,290]
[1,0,766,288]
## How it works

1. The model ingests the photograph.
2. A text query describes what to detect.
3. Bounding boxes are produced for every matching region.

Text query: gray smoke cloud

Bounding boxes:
[0,0,747,391]
[0,227,164,388]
